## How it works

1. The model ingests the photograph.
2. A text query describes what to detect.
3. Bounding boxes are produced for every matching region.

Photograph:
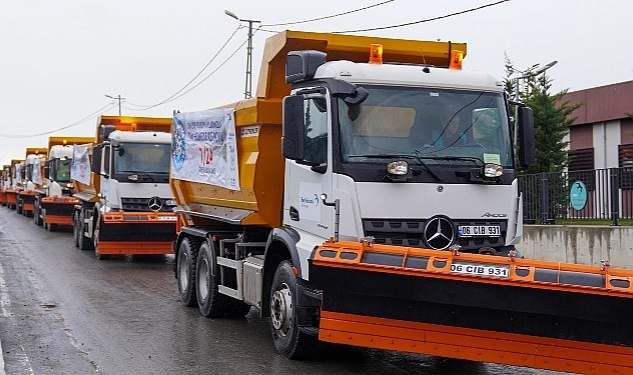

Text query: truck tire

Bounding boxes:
[269,260,317,359]
[73,211,80,248]
[77,210,93,251]
[196,240,228,318]
[93,218,110,260]
[33,200,42,226]
[177,237,201,307]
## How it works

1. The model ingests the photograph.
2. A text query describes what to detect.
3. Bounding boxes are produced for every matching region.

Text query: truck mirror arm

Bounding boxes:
[320,79,369,105]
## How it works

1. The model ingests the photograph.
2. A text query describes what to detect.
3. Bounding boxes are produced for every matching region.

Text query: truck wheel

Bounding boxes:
[77,210,93,251]
[93,219,110,260]
[73,211,80,248]
[177,237,201,307]
[196,240,228,318]
[33,202,42,226]
[269,260,317,359]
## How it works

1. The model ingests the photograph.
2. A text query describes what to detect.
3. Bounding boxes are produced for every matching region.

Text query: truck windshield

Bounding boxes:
[338,86,513,168]
[54,159,72,181]
[114,143,171,174]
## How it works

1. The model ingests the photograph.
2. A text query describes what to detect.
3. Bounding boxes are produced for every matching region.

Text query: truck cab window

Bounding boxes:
[303,97,328,165]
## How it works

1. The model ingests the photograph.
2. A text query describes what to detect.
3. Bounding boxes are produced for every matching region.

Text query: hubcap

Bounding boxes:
[270,283,293,335]
[178,251,189,292]
[197,257,209,301]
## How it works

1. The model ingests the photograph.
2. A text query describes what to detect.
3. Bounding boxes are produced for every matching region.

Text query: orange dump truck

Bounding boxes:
[32,136,94,230]
[0,165,10,206]
[18,147,48,216]
[170,30,633,374]
[4,159,24,210]
[72,115,178,258]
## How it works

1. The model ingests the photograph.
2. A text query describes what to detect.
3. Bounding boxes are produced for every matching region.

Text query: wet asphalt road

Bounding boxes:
[0,206,570,375]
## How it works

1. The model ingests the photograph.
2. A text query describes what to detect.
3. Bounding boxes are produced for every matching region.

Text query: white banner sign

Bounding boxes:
[13,163,22,187]
[32,157,42,185]
[171,108,240,190]
[70,144,91,186]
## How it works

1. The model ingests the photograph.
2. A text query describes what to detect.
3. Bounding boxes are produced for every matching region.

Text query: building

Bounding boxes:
[561,80,633,218]
[563,80,633,170]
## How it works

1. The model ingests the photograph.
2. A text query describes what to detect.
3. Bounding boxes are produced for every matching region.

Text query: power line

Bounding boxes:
[125,1,396,109]
[261,0,395,27]
[0,102,117,138]
[125,26,242,110]
[118,1,506,112]
[126,36,249,110]
[333,0,509,33]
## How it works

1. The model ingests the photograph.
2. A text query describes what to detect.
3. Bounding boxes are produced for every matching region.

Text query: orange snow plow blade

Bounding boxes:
[4,190,18,208]
[310,240,633,374]
[18,190,36,213]
[96,212,178,255]
[96,241,175,255]
[41,196,79,226]
[319,311,633,375]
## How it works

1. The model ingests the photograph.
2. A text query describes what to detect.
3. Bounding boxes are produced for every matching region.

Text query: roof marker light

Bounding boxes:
[449,50,463,70]
[369,44,383,64]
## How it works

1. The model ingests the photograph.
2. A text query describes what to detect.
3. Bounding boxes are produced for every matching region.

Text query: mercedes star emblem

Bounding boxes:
[148,196,163,212]
[423,215,455,250]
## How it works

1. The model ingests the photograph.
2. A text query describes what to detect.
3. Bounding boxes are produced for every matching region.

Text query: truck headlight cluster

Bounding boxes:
[483,163,503,178]
[387,160,408,175]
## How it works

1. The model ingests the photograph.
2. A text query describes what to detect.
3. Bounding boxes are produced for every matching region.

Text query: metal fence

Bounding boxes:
[519,168,633,225]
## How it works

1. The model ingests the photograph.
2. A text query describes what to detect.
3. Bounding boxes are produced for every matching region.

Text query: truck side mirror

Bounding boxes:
[282,95,305,161]
[517,106,535,168]
[91,145,103,174]
[43,161,50,180]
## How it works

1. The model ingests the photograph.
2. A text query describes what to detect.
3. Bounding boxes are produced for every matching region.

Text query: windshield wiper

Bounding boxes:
[348,154,441,181]
[413,152,484,165]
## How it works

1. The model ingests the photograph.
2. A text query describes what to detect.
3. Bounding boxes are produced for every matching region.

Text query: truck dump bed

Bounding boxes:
[170,30,466,228]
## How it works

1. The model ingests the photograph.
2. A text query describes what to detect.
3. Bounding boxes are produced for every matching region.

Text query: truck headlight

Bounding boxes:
[483,163,503,178]
[387,160,409,175]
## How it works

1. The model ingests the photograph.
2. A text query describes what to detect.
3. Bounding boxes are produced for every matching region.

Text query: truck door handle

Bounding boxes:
[289,206,300,221]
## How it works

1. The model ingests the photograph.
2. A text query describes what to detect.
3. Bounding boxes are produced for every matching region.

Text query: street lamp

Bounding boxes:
[105,94,125,116]
[509,61,557,145]
[511,60,558,101]
[225,10,260,99]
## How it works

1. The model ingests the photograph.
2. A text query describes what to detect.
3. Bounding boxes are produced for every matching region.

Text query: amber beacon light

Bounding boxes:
[449,50,463,70]
[369,44,383,64]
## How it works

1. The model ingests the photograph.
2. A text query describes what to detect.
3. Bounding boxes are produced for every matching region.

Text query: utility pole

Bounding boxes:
[105,94,125,116]
[225,10,260,99]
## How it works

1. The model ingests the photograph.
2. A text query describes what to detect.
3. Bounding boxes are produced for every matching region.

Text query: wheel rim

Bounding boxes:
[197,257,209,302]
[177,251,189,292]
[270,282,293,335]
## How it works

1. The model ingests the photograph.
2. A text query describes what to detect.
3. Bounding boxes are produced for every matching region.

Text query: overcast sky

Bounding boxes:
[1,0,631,166]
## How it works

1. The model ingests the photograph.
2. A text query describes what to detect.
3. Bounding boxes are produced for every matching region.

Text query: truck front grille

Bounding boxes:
[121,197,175,212]
[362,218,508,252]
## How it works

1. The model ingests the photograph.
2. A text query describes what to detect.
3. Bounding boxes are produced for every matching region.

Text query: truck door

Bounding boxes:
[284,93,334,246]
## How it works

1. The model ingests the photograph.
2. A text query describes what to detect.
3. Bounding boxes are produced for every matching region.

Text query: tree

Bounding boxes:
[505,57,582,222]
[524,74,579,173]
